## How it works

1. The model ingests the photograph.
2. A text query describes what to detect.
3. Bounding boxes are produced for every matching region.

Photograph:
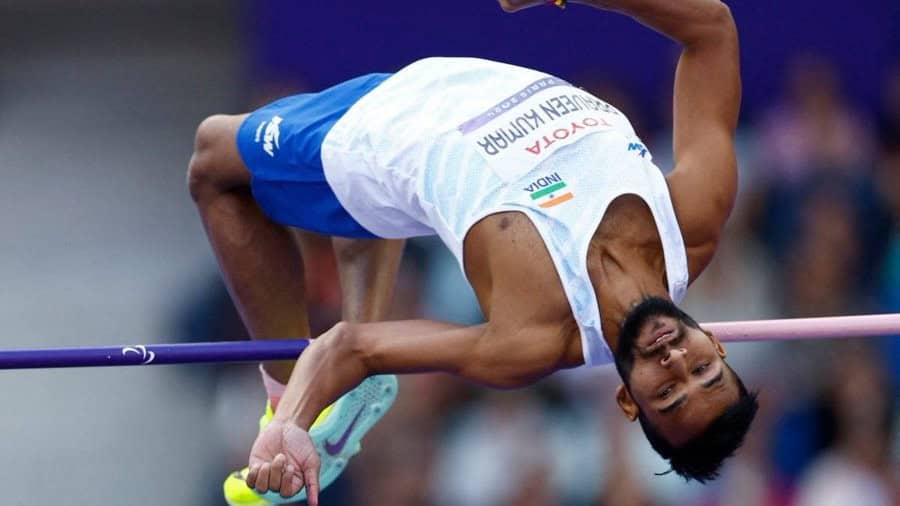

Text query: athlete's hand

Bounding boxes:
[246,418,321,506]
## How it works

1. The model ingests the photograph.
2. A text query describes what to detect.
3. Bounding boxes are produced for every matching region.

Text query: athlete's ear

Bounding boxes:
[615,384,639,421]
[704,330,727,359]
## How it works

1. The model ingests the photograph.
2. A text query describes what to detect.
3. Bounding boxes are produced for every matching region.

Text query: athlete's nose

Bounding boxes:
[661,347,688,372]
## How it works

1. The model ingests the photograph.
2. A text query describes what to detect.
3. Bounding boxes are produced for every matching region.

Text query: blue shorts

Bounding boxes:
[235,73,391,238]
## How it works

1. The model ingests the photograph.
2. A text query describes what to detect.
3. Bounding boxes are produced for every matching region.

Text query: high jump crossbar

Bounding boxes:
[0,314,897,370]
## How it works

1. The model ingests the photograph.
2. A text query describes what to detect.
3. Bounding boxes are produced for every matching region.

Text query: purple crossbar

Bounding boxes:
[0,314,897,370]
[0,339,309,370]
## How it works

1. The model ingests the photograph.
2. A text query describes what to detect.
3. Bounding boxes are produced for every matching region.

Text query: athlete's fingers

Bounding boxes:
[303,466,320,506]
[280,464,296,498]
[246,463,259,488]
[254,463,271,494]
[290,475,304,499]
[269,454,285,493]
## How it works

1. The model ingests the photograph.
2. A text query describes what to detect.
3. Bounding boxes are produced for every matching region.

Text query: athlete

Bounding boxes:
[188,0,758,504]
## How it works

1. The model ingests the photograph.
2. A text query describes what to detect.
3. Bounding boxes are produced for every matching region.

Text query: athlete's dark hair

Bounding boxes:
[637,368,759,483]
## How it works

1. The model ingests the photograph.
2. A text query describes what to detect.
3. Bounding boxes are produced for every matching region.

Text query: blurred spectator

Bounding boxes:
[781,187,863,317]
[874,140,900,392]
[431,391,552,506]
[598,414,654,506]
[793,345,899,506]
[756,54,873,184]
[875,143,900,293]
[429,386,607,506]
[876,62,900,147]
[751,55,891,289]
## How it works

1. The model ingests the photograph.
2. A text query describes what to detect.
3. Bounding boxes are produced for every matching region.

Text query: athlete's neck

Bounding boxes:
[587,222,669,350]
[588,236,669,353]
[585,194,670,351]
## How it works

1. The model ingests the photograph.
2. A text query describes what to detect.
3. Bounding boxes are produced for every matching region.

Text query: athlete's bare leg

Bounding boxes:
[332,237,405,322]
[188,114,308,383]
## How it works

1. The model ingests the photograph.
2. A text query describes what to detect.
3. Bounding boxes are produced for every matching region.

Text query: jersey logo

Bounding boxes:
[458,77,618,183]
[524,172,573,208]
[261,115,283,157]
[628,141,648,158]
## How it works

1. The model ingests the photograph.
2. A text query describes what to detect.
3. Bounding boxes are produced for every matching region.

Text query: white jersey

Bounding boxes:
[320,57,688,367]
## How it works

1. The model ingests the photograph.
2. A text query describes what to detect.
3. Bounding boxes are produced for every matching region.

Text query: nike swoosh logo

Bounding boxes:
[323,406,366,456]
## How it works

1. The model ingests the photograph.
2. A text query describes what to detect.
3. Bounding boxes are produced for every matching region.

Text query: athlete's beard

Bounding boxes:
[614,296,697,382]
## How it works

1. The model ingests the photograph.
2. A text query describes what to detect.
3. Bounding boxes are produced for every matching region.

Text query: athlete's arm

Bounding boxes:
[332,237,405,321]
[623,0,739,278]
[599,0,740,278]
[246,318,566,502]
[499,0,739,279]
[274,318,564,429]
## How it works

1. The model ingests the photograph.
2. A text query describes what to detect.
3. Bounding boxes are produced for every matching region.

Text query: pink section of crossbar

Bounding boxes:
[702,314,900,342]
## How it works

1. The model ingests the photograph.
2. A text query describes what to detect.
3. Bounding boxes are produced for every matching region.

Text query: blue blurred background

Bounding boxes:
[0,0,897,504]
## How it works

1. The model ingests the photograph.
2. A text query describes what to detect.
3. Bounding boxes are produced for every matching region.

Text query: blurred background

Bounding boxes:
[0,0,898,504]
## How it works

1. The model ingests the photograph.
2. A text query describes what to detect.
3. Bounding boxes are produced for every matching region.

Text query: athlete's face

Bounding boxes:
[613,298,740,445]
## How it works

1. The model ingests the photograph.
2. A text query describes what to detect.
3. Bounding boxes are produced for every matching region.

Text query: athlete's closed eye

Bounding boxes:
[658,394,687,414]
[657,384,675,399]
[692,362,710,375]
[656,367,724,414]
[701,368,724,388]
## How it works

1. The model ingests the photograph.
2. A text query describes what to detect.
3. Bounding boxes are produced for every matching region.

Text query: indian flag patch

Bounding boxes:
[527,176,573,208]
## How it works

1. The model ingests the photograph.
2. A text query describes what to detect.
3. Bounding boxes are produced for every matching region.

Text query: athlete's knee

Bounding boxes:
[187,114,243,202]
[194,114,235,154]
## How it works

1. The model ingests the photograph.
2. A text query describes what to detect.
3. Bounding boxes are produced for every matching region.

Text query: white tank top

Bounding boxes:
[321,57,688,367]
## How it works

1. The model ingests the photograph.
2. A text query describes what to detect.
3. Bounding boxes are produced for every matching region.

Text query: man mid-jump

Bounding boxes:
[187,0,758,503]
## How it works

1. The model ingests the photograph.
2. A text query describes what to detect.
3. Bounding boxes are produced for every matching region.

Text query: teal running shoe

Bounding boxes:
[224,374,398,504]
